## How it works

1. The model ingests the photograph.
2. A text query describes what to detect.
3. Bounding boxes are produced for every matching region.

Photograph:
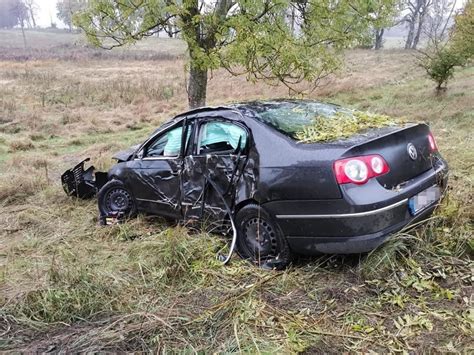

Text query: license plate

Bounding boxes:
[408,185,441,215]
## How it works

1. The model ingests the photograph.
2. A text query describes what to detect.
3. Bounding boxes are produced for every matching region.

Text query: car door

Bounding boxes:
[127,121,192,218]
[181,118,249,222]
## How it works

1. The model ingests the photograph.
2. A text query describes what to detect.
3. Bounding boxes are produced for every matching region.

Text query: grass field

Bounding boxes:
[0,30,473,352]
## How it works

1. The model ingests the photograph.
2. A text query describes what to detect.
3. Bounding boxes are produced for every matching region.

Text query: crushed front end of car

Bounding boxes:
[61,158,109,199]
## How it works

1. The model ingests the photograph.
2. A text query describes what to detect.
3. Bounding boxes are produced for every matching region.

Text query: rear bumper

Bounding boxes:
[263,158,448,255]
[285,203,437,254]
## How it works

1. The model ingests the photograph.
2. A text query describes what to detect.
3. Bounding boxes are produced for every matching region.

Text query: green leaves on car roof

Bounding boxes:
[295,111,402,143]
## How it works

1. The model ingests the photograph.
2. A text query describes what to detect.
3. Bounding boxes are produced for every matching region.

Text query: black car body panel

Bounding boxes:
[64,100,449,255]
[112,145,140,163]
[265,157,447,254]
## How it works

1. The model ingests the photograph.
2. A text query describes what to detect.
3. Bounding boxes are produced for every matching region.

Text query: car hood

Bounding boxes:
[112,145,139,162]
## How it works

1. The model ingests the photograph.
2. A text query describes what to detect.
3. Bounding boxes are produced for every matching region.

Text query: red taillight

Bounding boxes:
[333,155,390,185]
[428,132,438,152]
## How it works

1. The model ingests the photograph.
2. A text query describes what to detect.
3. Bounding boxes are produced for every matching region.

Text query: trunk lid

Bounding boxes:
[341,123,433,189]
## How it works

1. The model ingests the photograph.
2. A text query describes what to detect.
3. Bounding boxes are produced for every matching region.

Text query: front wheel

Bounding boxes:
[235,204,291,269]
[98,179,137,218]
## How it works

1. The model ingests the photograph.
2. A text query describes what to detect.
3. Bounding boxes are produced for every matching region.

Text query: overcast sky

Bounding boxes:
[36,0,61,27]
[34,0,467,29]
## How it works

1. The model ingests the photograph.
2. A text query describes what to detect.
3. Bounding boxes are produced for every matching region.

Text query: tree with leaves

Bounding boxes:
[57,0,87,32]
[75,0,393,109]
[0,0,27,29]
[451,0,473,60]
[418,0,473,91]
[369,0,402,49]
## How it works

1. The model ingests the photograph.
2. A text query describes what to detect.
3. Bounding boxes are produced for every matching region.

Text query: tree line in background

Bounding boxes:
[73,0,472,106]
[0,0,36,30]
[0,0,472,104]
[75,0,397,108]
[0,0,86,31]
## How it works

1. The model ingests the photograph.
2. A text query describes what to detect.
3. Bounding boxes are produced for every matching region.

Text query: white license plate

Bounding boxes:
[408,185,441,215]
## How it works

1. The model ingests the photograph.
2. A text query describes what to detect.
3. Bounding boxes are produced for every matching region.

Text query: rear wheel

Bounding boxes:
[235,204,291,269]
[98,180,137,218]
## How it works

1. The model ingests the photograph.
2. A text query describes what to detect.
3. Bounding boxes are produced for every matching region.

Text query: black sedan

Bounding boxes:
[62,100,448,267]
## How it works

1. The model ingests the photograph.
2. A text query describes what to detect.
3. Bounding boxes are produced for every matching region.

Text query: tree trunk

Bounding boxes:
[412,12,426,49]
[374,28,384,50]
[182,0,232,108]
[412,24,422,49]
[20,21,27,49]
[405,20,415,49]
[188,65,208,109]
[290,6,295,35]
[29,9,36,28]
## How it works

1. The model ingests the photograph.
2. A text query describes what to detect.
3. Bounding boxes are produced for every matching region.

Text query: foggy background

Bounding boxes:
[31,0,60,27]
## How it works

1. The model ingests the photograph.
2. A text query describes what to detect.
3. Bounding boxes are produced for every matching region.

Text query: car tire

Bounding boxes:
[235,204,291,269]
[98,179,137,218]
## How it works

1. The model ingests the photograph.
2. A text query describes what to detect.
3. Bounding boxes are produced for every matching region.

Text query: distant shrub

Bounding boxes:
[419,1,473,92]
[419,48,466,92]
[161,86,174,101]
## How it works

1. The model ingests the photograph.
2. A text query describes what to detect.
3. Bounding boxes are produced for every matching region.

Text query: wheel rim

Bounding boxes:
[105,188,132,213]
[242,217,278,261]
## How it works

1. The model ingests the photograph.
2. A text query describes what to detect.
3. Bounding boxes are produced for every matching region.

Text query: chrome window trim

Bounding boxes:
[138,156,180,161]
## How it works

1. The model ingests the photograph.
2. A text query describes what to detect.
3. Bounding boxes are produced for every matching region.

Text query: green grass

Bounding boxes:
[0,46,473,352]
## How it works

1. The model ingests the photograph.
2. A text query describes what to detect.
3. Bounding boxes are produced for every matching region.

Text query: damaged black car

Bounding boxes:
[62,100,448,267]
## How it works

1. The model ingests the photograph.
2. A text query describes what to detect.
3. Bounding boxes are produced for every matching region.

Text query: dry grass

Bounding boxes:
[0,29,186,61]
[0,31,473,352]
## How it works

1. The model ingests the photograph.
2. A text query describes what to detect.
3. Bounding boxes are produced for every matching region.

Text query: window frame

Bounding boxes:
[137,119,194,161]
[193,118,250,157]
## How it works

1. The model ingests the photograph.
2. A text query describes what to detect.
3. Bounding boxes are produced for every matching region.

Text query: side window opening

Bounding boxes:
[146,125,185,158]
[198,121,247,155]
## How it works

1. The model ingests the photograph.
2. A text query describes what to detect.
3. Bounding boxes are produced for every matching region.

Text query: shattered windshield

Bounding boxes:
[238,101,350,140]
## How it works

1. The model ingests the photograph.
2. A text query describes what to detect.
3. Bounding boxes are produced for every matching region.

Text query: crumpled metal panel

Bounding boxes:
[181,155,207,220]
[127,159,182,215]
[61,158,108,199]
[181,150,258,225]
[234,150,259,204]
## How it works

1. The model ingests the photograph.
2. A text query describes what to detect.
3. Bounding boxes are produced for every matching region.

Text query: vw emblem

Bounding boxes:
[407,143,418,160]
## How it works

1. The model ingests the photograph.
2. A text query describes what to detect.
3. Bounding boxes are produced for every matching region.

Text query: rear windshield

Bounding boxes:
[239,101,349,140]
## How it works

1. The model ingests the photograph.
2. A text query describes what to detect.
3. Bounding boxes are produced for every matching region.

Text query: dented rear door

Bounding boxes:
[181,118,249,222]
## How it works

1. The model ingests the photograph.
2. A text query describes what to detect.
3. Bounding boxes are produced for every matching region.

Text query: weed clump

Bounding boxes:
[13,264,124,323]
[8,139,34,152]
[359,236,410,278]
[128,227,223,287]
[295,111,401,143]
[0,174,46,204]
